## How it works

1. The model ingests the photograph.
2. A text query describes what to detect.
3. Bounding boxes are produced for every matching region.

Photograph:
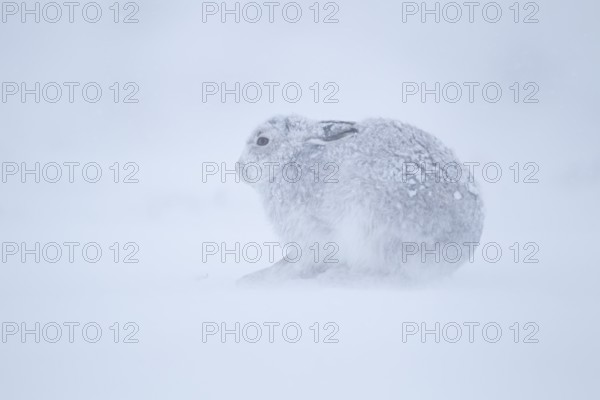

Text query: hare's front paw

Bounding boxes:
[237,259,334,285]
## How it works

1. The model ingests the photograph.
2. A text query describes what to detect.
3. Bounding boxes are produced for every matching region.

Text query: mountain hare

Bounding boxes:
[238,116,484,284]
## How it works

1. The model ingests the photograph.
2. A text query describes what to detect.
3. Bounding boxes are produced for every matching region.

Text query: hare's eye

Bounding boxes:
[257,137,269,146]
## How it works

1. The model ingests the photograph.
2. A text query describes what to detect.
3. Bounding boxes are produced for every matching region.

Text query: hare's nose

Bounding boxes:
[237,151,247,165]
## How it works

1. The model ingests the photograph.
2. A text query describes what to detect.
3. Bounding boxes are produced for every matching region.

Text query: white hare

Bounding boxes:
[237,116,484,284]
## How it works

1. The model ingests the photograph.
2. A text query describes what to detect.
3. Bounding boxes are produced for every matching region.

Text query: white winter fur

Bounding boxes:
[238,115,484,285]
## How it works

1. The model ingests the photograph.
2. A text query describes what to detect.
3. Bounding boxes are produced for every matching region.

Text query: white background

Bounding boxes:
[1,0,599,398]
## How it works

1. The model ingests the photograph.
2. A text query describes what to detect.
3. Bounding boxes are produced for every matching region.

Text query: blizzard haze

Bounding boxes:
[1,0,599,399]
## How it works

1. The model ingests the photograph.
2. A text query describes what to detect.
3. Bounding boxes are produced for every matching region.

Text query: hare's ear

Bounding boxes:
[307,120,358,145]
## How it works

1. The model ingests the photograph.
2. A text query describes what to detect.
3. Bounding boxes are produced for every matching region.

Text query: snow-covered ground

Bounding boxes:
[1,0,599,398]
